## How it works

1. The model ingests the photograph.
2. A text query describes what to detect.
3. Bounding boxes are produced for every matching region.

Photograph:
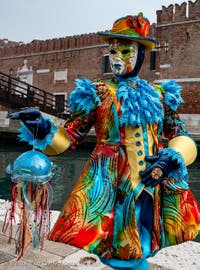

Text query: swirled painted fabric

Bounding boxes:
[48,77,200,266]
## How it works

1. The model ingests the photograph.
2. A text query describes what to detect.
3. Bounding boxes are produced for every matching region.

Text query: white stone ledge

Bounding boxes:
[0,199,200,270]
[154,78,200,83]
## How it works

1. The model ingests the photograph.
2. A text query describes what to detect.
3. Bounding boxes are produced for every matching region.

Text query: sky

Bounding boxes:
[1,0,190,43]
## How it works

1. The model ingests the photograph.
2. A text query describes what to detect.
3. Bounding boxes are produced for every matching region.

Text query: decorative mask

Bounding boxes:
[109,39,138,76]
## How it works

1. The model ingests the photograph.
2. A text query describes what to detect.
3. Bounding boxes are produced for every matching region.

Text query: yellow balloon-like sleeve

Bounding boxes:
[168,135,197,166]
[43,126,71,156]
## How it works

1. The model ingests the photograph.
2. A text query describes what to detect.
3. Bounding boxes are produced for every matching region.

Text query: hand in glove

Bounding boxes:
[9,109,51,139]
[140,151,180,187]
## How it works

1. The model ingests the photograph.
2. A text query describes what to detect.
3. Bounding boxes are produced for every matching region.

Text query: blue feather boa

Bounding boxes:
[116,77,164,127]
[68,77,183,130]
[161,80,183,111]
[69,78,101,115]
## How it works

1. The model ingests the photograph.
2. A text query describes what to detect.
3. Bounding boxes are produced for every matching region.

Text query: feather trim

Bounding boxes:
[116,77,164,127]
[69,78,101,115]
[161,80,183,111]
[18,117,58,150]
[159,148,188,191]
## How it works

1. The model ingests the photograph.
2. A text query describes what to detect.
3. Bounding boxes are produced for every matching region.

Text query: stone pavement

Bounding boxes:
[0,226,169,270]
[0,200,200,270]
[1,221,200,270]
[0,221,112,270]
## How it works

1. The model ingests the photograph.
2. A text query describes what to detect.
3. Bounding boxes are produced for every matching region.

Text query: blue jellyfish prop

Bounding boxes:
[3,150,55,259]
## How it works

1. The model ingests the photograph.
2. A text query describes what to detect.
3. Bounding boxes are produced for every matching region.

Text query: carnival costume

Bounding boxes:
[9,13,200,270]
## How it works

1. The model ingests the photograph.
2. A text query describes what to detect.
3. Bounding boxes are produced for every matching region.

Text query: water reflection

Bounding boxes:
[49,147,93,210]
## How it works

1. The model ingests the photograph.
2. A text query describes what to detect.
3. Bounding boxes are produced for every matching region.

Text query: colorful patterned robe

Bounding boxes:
[48,76,200,264]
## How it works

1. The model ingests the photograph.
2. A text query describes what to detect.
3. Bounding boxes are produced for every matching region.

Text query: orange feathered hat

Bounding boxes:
[99,13,156,51]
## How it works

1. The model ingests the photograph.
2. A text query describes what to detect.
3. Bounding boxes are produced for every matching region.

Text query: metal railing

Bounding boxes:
[0,71,70,119]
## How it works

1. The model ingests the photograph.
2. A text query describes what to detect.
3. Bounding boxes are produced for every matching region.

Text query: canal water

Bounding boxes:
[0,141,200,240]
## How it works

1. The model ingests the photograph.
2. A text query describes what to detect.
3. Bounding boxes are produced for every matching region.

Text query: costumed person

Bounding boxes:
[9,13,200,270]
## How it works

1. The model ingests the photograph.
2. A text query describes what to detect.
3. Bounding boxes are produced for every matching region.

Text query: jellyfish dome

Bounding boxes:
[6,150,54,184]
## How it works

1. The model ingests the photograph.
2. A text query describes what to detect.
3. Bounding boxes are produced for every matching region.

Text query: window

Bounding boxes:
[54,92,67,113]
[102,55,112,74]
[150,50,156,71]
[54,69,67,84]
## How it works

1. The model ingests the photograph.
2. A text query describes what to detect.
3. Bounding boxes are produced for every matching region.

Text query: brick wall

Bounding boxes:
[154,0,200,113]
[0,34,108,97]
[179,82,200,114]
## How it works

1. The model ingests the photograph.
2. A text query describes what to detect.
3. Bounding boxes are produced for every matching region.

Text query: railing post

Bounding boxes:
[7,76,12,101]
[27,85,30,106]
[27,85,35,107]
[43,92,47,112]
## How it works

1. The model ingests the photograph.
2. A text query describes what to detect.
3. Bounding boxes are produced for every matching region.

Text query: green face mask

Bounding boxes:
[109,40,138,76]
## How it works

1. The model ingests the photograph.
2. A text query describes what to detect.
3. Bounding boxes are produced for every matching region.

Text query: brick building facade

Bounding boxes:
[155,0,200,114]
[0,0,200,114]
